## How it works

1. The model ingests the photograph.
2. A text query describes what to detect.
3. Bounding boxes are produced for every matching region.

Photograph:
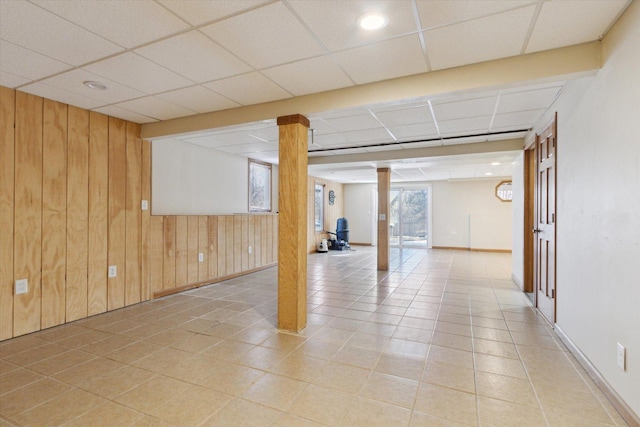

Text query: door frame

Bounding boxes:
[389,185,432,249]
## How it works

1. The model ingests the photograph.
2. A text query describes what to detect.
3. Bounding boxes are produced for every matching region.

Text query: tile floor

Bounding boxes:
[0,247,628,426]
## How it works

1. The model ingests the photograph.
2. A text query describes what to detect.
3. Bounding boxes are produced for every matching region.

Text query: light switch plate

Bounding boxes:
[198,253,204,263]
[141,200,149,211]
[15,279,28,295]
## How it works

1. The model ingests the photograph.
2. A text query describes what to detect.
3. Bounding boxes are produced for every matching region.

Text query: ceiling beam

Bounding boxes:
[307,139,524,166]
[142,41,601,140]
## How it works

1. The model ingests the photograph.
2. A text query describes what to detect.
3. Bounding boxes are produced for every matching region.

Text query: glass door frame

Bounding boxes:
[389,185,433,249]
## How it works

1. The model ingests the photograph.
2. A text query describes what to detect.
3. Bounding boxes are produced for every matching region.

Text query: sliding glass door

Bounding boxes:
[389,188,430,248]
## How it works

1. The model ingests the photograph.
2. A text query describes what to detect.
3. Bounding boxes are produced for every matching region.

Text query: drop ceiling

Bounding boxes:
[0,0,630,183]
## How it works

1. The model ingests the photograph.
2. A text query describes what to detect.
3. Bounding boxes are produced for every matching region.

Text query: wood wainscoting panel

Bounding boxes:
[207,216,218,279]
[248,216,256,270]
[163,216,176,290]
[233,216,242,273]
[175,215,188,288]
[261,216,268,267]
[0,87,15,340]
[217,216,226,277]
[241,215,249,271]
[198,216,209,282]
[149,215,164,295]
[226,215,235,274]
[66,106,89,322]
[13,91,43,336]
[187,215,199,285]
[87,112,109,316]
[125,122,142,306]
[41,99,67,328]
[140,140,151,302]
[254,215,262,268]
[107,117,126,310]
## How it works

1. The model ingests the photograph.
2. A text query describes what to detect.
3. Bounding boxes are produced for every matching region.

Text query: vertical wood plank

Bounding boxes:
[248,216,255,270]
[377,168,391,271]
[241,215,249,271]
[163,216,176,290]
[187,216,199,284]
[66,106,89,321]
[125,123,141,306]
[149,216,164,295]
[217,216,226,277]
[108,117,126,310]
[207,216,218,279]
[175,215,188,288]
[261,216,268,266]
[88,112,109,316]
[41,99,67,329]
[0,87,15,340]
[198,217,209,282]
[226,216,234,274]
[14,91,43,336]
[272,214,278,264]
[140,140,151,301]
[233,216,242,273]
[254,216,262,267]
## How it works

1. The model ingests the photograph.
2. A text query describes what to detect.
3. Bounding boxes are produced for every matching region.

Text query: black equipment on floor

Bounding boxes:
[327,217,350,251]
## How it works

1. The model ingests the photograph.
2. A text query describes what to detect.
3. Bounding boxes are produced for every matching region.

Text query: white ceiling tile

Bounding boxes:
[424,5,536,71]
[416,1,536,29]
[157,0,270,26]
[84,53,193,95]
[19,82,104,110]
[179,134,230,148]
[262,56,354,96]
[441,135,490,145]
[37,69,145,105]
[343,128,392,144]
[204,72,292,105]
[496,87,562,114]
[0,0,122,66]
[201,2,325,69]
[438,116,492,135]
[0,71,30,88]
[313,133,349,147]
[135,31,251,83]
[432,96,497,121]
[247,126,279,143]
[114,96,196,121]
[33,0,188,49]
[402,140,442,149]
[156,86,240,114]
[365,144,405,153]
[323,114,382,132]
[0,40,71,81]
[492,109,546,129]
[289,0,418,51]
[526,1,629,53]
[388,123,439,141]
[333,35,428,84]
[375,105,432,127]
[311,106,371,120]
[93,105,158,124]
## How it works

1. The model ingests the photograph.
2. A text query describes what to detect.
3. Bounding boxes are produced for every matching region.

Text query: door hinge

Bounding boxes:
[551,289,555,298]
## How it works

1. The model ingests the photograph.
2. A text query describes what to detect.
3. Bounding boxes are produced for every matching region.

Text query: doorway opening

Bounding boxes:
[389,186,432,248]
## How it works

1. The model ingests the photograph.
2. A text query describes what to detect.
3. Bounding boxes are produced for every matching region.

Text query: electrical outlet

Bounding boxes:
[15,279,28,295]
[617,343,626,370]
[198,253,204,263]
[141,200,149,211]
[108,265,117,278]
[248,246,252,254]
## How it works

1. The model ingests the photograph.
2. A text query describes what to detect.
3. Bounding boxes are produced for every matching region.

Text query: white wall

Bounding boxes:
[543,1,640,415]
[344,184,376,244]
[511,152,524,287]
[345,179,512,250]
[152,138,278,215]
[432,179,512,250]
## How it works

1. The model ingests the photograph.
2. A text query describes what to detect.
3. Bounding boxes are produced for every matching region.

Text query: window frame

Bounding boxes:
[248,159,272,212]
[314,183,324,232]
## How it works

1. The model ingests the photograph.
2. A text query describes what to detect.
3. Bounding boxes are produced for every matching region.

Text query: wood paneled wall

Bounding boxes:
[307,177,344,253]
[0,87,278,341]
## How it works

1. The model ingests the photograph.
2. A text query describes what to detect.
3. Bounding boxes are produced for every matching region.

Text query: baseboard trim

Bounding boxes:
[348,242,372,246]
[511,273,523,290]
[554,325,640,427]
[432,246,512,253]
[153,263,277,299]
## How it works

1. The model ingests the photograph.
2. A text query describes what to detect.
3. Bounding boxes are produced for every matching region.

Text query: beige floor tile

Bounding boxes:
[386,338,429,358]
[474,353,527,379]
[11,388,105,427]
[432,332,473,352]
[477,395,546,427]
[4,342,68,367]
[148,384,232,425]
[144,328,197,347]
[435,321,473,337]
[473,337,520,359]
[536,383,617,425]
[422,361,475,393]
[312,361,371,394]
[269,353,326,382]
[332,345,381,369]
[471,317,509,330]
[410,411,474,426]
[270,413,325,426]
[26,349,96,376]
[113,375,190,413]
[427,344,474,369]
[347,332,391,352]
[414,382,477,425]
[0,368,45,395]
[236,345,290,370]
[80,334,138,356]
[374,353,425,381]
[0,360,17,376]
[0,336,49,358]
[393,325,432,343]
[359,372,419,408]
[475,371,539,408]
[340,397,412,427]
[0,378,71,417]
[241,372,306,411]
[170,332,222,353]
[289,383,354,425]
[202,399,282,427]
[201,339,255,361]
[52,357,124,387]
[63,401,145,427]
[199,359,265,395]
[260,332,307,352]
[131,346,192,373]
[79,364,155,398]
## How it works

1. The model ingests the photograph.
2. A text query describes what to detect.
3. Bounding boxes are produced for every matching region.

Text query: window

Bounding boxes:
[495,180,513,202]
[314,183,324,232]
[249,159,271,212]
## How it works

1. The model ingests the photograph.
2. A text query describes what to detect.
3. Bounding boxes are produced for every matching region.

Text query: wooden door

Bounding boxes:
[534,115,557,323]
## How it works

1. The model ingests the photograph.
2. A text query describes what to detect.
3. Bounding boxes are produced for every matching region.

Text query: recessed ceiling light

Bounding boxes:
[485,172,493,176]
[359,13,388,31]
[83,81,107,90]
[491,162,501,166]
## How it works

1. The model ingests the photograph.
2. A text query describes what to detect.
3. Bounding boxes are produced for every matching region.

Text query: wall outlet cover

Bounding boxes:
[198,253,204,263]
[617,343,626,370]
[15,279,28,295]
[108,265,117,278]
